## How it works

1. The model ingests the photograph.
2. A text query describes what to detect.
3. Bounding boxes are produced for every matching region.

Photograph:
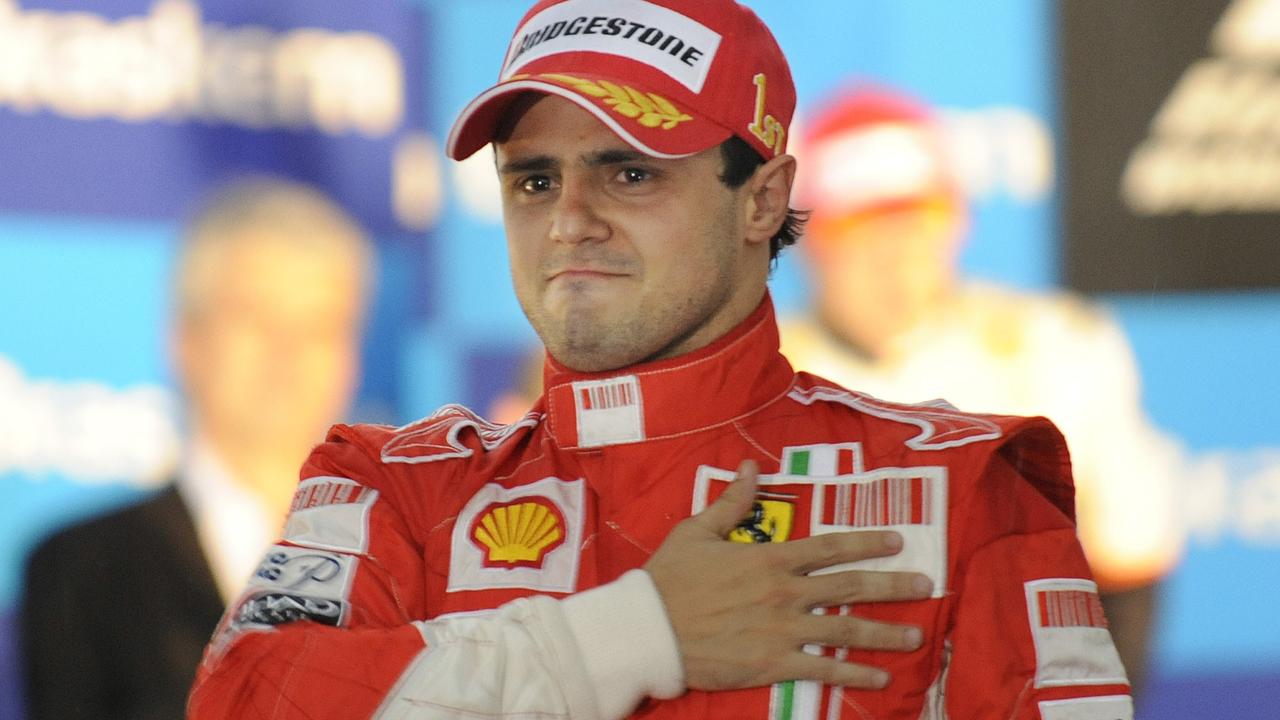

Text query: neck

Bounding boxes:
[541,292,795,450]
[199,430,307,522]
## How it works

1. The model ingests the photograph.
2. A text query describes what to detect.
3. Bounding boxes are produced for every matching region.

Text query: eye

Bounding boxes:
[617,167,651,184]
[519,175,555,194]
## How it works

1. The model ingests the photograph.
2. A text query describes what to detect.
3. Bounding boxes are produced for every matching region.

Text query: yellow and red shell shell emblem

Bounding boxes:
[470,497,567,570]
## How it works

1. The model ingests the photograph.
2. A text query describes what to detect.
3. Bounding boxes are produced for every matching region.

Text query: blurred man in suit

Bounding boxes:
[780,85,1185,694]
[20,177,372,719]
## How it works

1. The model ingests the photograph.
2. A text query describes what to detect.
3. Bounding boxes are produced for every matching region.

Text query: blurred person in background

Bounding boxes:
[19,177,372,720]
[780,85,1185,693]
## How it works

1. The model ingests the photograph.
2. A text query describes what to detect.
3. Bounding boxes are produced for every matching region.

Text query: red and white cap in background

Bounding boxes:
[798,86,959,218]
[446,0,795,162]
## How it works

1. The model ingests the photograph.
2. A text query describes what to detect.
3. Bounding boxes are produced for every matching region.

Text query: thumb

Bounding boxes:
[697,459,761,537]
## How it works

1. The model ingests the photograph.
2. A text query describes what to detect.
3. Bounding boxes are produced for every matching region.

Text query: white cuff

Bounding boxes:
[559,569,686,718]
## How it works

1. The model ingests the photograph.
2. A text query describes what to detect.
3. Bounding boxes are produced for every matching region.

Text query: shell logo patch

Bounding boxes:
[448,477,585,593]
[471,498,566,570]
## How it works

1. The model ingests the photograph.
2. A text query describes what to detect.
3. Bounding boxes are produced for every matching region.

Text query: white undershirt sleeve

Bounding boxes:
[560,568,686,716]
[374,569,685,719]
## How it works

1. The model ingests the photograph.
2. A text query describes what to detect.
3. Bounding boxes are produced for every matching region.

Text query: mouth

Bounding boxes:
[548,267,629,282]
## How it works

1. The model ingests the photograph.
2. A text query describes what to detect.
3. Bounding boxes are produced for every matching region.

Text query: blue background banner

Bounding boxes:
[0,0,429,237]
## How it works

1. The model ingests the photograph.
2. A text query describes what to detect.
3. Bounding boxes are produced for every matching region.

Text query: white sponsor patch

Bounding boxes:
[1038,695,1133,720]
[209,546,358,658]
[1025,578,1129,688]
[501,0,722,92]
[232,545,358,632]
[448,477,585,593]
[573,375,645,447]
[283,476,378,553]
[692,459,948,598]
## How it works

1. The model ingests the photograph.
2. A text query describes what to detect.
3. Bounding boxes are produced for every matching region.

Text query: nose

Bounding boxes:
[549,177,609,245]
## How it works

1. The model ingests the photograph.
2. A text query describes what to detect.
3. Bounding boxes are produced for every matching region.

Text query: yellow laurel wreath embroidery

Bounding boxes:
[539,73,693,130]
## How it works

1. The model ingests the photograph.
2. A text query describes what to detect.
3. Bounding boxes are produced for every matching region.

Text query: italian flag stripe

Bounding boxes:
[773,447,820,720]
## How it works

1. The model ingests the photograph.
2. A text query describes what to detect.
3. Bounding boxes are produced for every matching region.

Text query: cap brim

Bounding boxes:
[446,74,732,161]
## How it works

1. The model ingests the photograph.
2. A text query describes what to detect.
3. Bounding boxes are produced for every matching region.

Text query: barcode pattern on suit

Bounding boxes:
[831,448,858,525]
[832,475,931,526]
[579,381,636,410]
[291,482,370,512]
[1037,589,1108,629]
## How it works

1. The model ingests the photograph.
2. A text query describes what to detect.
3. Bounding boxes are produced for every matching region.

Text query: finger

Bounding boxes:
[796,612,924,653]
[695,459,761,537]
[782,651,892,690]
[801,568,933,605]
[780,530,905,575]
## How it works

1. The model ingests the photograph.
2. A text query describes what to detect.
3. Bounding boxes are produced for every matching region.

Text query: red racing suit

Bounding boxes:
[190,297,1133,719]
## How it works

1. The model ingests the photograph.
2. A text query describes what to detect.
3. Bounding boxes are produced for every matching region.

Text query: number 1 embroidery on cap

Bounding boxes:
[748,73,786,156]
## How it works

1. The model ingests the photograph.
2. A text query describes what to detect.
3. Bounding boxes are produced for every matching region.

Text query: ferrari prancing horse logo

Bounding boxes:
[728,494,795,544]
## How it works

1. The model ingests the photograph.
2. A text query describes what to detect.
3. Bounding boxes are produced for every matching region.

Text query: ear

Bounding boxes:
[743,153,796,246]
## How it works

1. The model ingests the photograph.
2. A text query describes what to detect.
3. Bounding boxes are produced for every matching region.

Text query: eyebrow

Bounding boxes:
[498,148,653,175]
[588,149,650,166]
[498,155,557,175]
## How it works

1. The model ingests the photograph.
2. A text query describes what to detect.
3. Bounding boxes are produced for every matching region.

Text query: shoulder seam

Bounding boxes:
[380,404,542,465]
[787,384,1004,450]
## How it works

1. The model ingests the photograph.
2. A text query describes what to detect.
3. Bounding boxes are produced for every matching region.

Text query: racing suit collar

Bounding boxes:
[541,293,795,449]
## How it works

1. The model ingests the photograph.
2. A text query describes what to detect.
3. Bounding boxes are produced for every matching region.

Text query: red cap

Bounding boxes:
[446,0,795,162]
[799,86,958,216]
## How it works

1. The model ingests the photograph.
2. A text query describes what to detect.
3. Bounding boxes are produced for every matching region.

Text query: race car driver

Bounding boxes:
[189,1,1134,718]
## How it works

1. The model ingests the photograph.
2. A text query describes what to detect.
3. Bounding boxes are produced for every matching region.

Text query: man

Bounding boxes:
[191,2,1133,718]
[20,178,370,719]
[782,86,1185,692]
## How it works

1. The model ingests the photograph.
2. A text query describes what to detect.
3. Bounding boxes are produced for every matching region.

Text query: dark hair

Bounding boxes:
[718,135,807,263]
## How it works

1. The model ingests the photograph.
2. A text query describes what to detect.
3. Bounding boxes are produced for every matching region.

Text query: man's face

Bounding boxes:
[495,95,755,372]
[177,234,363,456]
[808,196,964,340]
